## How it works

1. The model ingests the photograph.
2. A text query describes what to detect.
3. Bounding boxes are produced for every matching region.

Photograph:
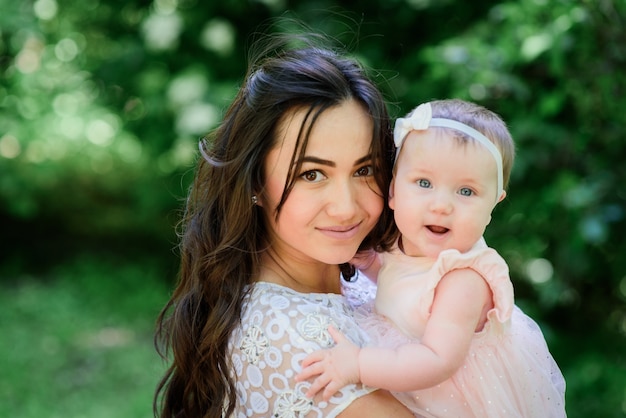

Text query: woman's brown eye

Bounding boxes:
[301,170,322,182]
[356,165,373,176]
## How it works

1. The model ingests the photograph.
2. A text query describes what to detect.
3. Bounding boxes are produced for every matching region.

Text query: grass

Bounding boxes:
[0,253,624,417]
[0,255,171,418]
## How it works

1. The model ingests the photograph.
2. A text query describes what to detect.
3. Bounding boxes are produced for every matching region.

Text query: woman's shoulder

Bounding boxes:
[239,281,370,348]
[245,281,351,314]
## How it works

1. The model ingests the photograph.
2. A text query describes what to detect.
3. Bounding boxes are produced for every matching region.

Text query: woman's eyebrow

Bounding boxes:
[296,154,373,167]
[354,154,373,165]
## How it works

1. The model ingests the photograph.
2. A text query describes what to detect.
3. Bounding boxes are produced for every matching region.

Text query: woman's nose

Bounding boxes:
[326,180,358,219]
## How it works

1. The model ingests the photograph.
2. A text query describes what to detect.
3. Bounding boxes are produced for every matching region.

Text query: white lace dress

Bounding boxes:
[228,277,378,417]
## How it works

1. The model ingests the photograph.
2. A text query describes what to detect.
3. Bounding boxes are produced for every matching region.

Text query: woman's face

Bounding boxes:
[260,99,383,266]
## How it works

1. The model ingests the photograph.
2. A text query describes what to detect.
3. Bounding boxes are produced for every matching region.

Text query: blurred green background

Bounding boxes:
[1,0,624,417]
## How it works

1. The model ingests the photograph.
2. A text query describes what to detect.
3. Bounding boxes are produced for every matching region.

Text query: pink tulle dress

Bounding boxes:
[356,244,566,418]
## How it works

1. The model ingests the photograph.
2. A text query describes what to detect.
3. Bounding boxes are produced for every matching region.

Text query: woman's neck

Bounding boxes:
[258,251,342,294]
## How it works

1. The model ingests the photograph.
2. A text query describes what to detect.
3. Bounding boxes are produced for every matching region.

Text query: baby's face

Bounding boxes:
[390,129,500,258]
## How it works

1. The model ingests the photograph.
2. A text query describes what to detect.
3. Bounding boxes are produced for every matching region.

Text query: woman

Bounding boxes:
[154,29,413,418]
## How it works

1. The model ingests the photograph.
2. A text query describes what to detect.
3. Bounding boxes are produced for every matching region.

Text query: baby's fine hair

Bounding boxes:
[429,99,515,189]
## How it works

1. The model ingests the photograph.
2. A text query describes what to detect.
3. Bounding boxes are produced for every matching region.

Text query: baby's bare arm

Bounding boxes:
[360,268,493,391]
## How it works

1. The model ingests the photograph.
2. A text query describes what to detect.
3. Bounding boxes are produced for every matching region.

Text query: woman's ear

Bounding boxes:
[252,193,262,207]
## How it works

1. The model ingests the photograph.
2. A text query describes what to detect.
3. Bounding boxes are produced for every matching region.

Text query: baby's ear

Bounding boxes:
[388,178,396,209]
[497,190,507,203]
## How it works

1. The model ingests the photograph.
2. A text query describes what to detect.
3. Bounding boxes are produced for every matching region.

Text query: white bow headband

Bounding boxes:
[393,102,504,202]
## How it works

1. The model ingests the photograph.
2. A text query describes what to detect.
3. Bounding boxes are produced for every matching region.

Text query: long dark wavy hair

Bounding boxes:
[154,31,396,418]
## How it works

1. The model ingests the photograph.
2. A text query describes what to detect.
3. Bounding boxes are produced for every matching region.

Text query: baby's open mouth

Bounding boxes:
[427,225,449,234]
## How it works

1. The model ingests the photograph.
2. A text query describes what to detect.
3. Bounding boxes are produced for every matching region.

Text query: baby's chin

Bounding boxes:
[431,242,476,257]
[450,243,475,253]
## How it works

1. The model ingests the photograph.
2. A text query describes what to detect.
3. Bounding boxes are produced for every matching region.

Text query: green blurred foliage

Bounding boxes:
[1,0,624,416]
[0,255,169,418]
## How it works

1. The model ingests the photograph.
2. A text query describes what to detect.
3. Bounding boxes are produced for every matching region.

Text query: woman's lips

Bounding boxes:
[317,222,361,240]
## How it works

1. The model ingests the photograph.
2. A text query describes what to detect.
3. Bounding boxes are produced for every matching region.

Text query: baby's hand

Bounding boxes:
[295,326,361,401]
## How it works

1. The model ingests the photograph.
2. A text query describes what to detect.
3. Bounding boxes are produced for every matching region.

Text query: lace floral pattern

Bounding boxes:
[240,325,269,365]
[273,383,313,417]
[297,314,336,347]
[228,280,376,417]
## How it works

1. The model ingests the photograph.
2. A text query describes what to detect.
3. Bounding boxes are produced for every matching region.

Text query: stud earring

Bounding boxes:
[251,195,258,205]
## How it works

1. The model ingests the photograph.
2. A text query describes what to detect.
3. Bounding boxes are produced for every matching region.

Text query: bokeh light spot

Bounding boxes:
[176,103,218,135]
[524,258,554,284]
[141,12,183,51]
[86,119,116,146]
[33,0,58,20]
[167,72,208,106]
[55,38,79,62]
[200,18,235,55]
[16,48,41,74]
[0,134,21,159]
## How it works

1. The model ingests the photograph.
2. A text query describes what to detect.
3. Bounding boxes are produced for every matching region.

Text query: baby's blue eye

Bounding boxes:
[459,187,473,196]
[418,179,431,188]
